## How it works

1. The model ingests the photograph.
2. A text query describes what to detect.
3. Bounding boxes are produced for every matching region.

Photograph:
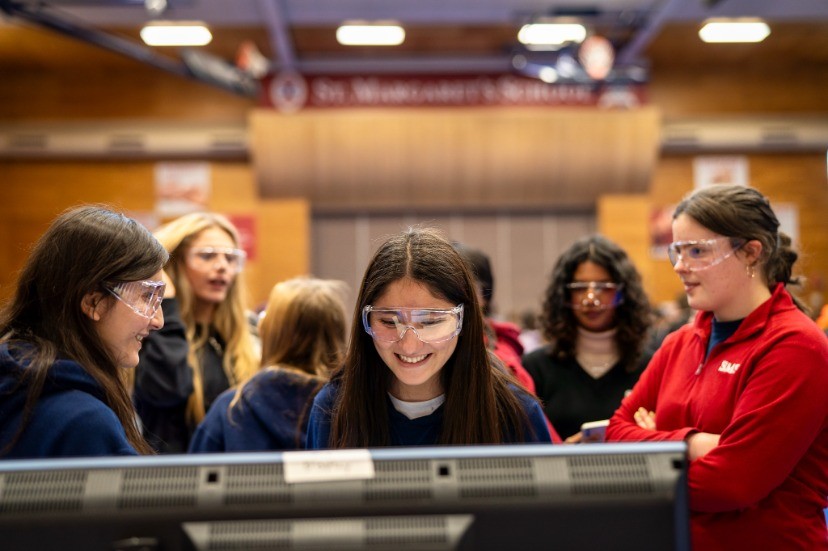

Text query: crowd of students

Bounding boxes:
[0,184,825,549]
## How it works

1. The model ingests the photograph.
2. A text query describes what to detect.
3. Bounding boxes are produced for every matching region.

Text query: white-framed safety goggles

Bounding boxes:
[362,304,464,344]
[105,279,166,319]
[187,247,247,272]
[667,237,744,272]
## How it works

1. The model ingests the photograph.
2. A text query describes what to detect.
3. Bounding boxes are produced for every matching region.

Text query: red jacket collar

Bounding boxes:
[692,283,795,342]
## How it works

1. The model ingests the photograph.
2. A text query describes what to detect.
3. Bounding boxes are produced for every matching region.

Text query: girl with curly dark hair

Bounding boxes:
[523,234,652,442]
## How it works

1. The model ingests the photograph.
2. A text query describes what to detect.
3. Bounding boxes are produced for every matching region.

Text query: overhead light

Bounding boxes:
[698,18,770,43]
[336,22,405,46]
[140,22,213,47]
[518,23,587,47]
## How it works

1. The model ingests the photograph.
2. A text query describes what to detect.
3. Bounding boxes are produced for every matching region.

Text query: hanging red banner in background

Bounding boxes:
[225,214,258,262]
[260,72,647,113]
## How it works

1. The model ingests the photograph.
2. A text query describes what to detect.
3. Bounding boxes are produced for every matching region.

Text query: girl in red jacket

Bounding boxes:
[607,184,827,551]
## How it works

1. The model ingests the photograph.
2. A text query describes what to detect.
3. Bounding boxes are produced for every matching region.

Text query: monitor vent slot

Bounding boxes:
[0,471,86,513]
[568,454,654,495]
[457,457,536,498]
[205,520,292,549]
[224,463,292,505]
[365,460,432,501]
[118,466,199,509]
[184,516,469,551]
[365,516,452,545]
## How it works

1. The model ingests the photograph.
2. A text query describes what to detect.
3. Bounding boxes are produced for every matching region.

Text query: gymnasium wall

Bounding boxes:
[1,27,826,314]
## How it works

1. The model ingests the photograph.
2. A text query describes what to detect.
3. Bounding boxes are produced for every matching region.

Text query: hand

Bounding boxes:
[564,432,583,444]
[161,269,176,298]
[687,432,720,461]
[634,407,657,430]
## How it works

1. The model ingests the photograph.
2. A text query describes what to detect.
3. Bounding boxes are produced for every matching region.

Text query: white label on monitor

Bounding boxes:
[283,449,376,484]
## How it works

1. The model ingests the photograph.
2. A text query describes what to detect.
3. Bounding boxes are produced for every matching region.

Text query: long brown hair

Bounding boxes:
[329,227,532,448]
[0,205,167,455]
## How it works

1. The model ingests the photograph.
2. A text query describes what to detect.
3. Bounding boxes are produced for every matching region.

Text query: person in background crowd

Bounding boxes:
[189,277,348,452]
[0,206,167,458]
[649,292,695,351]
[607,184,828,550]
[452,242,536,393]
[523,234,652,443]
[517,308,546,355]
[134,212,259,453]
[306,227,552,449]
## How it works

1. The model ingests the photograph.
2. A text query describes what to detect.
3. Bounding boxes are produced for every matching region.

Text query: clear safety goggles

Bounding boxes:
[362,304,464,344]
[187,247,247,272]
[106,279,166,319]
[667,237,744,272]
[565,281,624,311]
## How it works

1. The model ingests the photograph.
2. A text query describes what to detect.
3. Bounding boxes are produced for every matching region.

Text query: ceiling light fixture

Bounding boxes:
[518,23,587,48]
[698,18,770,43]
[336,23,405,46]
[140,22,213,47]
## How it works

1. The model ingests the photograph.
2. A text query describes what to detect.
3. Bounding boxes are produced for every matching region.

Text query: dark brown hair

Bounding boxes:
[673,184,806,312]
[329,227,533,447]
[0,205,168,455]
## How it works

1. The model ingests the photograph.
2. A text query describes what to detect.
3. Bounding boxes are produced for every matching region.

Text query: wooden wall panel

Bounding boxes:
[597,194,657,297]
[652,68,828,118]
[239,199,310,311]
[0,161,309,307]
[0,69,253,122]
[250,107,661,210]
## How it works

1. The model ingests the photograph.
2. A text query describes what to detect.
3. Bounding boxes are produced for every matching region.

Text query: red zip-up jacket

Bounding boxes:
[607,284,828,550]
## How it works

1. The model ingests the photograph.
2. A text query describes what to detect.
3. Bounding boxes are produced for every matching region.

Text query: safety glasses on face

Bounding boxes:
[667,237,745,272]
[187,247,247,272]
[362,305,464,344]
[565,281,624,311]
[105,279,166,319]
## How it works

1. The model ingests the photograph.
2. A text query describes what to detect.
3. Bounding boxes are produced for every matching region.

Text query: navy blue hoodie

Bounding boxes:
[0,343,137,459]
[306,381,553,449]
[188,367,323,453]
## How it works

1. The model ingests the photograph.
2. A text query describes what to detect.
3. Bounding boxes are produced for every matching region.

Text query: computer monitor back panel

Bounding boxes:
[0,442,690,551]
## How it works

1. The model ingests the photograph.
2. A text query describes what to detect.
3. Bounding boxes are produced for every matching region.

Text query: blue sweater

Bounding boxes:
[189,367,323,453]
[306,382,553,449]
[0,343,138,459]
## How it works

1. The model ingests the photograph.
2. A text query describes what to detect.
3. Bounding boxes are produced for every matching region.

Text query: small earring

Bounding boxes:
[746,265,756,278]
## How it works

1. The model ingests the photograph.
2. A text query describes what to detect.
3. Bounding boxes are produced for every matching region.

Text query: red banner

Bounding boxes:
[260,72,647,113]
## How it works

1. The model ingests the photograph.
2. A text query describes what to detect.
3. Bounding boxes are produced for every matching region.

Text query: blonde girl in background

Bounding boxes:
[134,212,259,453]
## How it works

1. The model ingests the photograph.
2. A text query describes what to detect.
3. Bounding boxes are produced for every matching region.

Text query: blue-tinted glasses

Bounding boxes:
[106,279,166,319]
[565,281,624,311]
[362,305,464,343]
